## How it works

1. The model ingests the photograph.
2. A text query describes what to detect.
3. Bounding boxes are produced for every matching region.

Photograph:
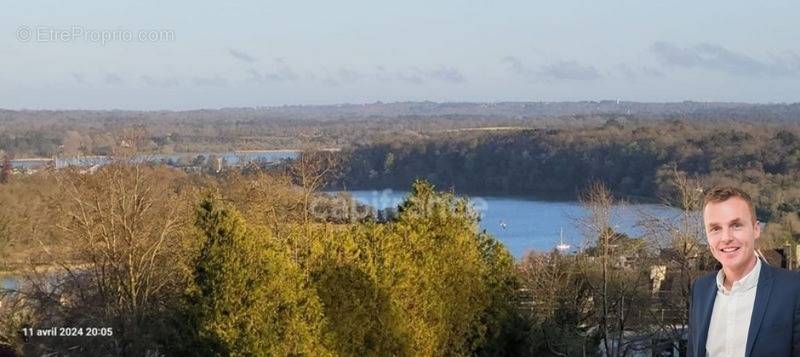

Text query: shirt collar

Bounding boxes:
[715,257,761,295]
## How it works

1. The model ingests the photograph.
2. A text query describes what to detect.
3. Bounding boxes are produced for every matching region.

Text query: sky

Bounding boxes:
[1,0,799,110]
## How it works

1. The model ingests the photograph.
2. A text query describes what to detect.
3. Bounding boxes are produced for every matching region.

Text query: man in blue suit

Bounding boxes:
[688,186,800,357]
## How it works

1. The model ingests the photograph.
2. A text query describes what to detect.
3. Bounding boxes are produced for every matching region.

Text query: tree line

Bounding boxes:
[0,163,528,356]
[337,119,800,238]
[4,103,800,158]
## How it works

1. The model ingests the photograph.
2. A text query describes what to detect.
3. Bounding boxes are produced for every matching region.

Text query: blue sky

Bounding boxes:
[2,0,799,109]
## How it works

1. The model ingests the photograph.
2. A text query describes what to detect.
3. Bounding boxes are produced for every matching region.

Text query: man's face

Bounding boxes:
[703,197,760,272]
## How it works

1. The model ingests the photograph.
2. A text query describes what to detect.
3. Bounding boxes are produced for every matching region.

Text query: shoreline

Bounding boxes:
[332,186,666,205]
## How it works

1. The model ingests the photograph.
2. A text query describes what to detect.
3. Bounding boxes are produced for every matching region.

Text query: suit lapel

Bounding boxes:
[698,276,718,357]
[745,262,775,357]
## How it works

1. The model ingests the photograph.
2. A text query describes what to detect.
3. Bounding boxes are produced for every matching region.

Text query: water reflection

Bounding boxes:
[344,189,681,258]
[2,276,19,291]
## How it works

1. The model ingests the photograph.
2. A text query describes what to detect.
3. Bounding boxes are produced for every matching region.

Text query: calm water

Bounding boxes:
[11,150,300,169]
[0,190,681,288]
[2,276,18,290]
[346,190,681,259]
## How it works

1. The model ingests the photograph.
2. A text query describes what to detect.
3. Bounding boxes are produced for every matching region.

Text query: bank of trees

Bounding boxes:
[0,164,528,356]
[340,121,799,198]
[4,103,800,157]
[338,121,800,236]
[180,179,526,356]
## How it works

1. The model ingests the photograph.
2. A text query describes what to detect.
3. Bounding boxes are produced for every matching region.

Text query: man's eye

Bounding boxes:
[732,224,743,230]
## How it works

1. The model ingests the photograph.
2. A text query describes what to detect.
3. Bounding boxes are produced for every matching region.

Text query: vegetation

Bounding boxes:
[338,120,800,240]
[186,197,330,356]
[2,106,800,355]
[3,102,800,157]
[0,163,529,356]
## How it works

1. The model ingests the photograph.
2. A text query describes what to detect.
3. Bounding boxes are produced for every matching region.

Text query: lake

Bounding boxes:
[1,275,19,291]
[345,190,682,259]
[11,150,301,169]
[0,190,682,290]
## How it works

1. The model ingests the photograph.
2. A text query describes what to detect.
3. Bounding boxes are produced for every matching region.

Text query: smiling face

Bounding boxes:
[703,196,761,277]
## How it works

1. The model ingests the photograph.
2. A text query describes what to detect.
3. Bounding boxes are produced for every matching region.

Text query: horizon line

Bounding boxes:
[3,99,799,112]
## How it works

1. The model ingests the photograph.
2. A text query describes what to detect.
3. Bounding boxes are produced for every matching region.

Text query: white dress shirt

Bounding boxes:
[705,258,762,357]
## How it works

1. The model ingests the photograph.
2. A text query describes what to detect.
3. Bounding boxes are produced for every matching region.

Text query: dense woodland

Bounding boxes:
[338,120,800,231]
[3,102,800,157]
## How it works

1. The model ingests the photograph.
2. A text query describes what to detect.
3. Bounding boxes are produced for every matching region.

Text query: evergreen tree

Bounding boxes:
[307,224,412,356]
[384,180,497,355]
[187,197,331,356]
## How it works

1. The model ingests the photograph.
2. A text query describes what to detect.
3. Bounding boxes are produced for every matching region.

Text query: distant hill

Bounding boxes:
[2,101,800,122]
[2,101,799,157]
[248,101,800,121]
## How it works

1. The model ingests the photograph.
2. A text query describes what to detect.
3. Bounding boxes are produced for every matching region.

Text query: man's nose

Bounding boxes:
[721,229,735,242]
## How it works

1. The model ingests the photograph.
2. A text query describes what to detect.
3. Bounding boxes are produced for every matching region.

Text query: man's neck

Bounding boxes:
[723,257,758,291]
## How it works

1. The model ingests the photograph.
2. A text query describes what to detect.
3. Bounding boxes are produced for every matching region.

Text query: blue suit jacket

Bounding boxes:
[688,261,800,357]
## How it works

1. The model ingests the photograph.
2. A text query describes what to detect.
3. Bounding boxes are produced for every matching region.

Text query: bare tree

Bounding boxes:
[579,182,615,355]
[48,163,192,355]
[639,168,708,347]
[113,125,150,158]
[519,251,592,356]
[578,182,651,357]
[222,169,305,233]
[286,149,341,225]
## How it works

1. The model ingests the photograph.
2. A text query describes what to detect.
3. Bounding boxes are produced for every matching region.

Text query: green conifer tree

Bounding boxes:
[188,197,331,356]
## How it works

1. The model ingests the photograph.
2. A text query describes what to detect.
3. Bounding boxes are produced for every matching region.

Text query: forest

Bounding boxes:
[3,101,800,157]
[337,119,800,231]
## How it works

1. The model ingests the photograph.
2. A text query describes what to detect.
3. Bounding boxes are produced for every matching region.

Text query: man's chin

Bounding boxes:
[721,256,757,273]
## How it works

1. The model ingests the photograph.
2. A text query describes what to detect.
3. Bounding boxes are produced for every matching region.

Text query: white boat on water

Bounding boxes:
[556,227,571,252]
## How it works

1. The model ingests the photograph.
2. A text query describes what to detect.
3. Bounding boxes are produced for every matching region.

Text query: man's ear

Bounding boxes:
[754,220,762,240]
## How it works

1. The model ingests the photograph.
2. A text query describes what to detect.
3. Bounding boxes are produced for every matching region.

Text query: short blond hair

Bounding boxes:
[703,186,757,224]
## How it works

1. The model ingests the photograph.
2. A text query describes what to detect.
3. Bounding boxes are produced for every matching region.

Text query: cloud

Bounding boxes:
[104,73,124,85]
[615,64,638,81]
[374,66,394,82]
[502,57,601,81]
[501,56,526,75]
[651,41,800,77]
[228,48,257,63]
[192,76,228,87]
[248,67,298,83]
[390,66,466,85]
[246,63,467,86]
[320,66,382,86]
[337,68,362,84]
[538,61,601,80]
[640,66,664,77]
[614,63,664,81]
[140,75,180,87]
[245,58,300,83]
[427,67,465,83]
[71,73,87,84]
[320,67,367,86]
[395,68,425,84]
